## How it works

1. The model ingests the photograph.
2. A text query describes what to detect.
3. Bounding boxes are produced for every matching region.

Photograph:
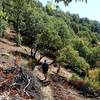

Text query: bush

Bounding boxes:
[85,77,100,91]
[0,11,8,37]
[15,34,23,46]
[0,19,7,37]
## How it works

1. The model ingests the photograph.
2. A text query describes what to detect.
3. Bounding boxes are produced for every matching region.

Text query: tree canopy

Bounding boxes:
[0,0,100,75]
[55,0,87,5]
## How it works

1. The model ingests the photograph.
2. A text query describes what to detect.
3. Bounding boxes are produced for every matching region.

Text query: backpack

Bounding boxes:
[42,62,48,70]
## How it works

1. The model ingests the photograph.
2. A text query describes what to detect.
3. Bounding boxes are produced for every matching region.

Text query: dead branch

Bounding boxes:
[23,75,31,97]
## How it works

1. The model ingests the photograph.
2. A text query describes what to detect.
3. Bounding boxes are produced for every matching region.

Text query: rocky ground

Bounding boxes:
[0,29,100,100]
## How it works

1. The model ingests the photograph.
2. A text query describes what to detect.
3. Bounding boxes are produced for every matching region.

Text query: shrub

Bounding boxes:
[0,19,7,37]
[0,11,7,37]
[15,34,23,46]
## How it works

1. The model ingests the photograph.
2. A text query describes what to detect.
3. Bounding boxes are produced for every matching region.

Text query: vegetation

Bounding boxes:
[0,11,7,37]
[55,0,87,5]
[15,33,23,46]
[0,0,100,91]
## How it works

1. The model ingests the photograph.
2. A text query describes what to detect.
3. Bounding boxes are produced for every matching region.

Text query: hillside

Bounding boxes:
[0,0,100,100]
[0,29,100,100]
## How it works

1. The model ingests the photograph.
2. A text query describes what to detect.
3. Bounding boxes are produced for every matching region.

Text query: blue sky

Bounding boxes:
[39,0,100,22]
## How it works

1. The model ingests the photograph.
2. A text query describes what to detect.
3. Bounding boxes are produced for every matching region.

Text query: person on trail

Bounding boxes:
[42,60,49,81]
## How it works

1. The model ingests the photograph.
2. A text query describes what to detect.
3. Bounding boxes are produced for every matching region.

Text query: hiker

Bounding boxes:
[79,70,86,78]
[42,60,49,81]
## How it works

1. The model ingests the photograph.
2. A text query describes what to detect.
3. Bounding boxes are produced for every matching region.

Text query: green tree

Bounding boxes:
[57,46,90,72]
[0,0,9,12]
[6,0,26,32]
[0,11,7,37]
[35,23,63,58]
[45,1,56,15]
[72,14,80,23]
[15,33,23,46]
[78,31,92,42]
[70,22,79,33]
[91,46,100,67]
[55,0,87,5]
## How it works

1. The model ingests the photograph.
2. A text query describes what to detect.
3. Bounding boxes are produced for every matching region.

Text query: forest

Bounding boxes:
[0,0,100,97]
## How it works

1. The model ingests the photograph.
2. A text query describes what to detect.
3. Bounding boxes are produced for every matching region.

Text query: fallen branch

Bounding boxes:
[23,75,31,97]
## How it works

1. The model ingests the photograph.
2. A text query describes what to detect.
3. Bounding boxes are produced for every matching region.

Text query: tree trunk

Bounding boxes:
[30,47,33,58]
[49,60,56,65]
[57,64,61,73]
[32,54,44,71]
[16,17,19,32]
[2,0,5,12]
[36,55,45,65]
[30,35,34,58]
[33,49,38,59]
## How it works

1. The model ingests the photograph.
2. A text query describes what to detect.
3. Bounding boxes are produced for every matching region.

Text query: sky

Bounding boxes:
[39,0,100,22]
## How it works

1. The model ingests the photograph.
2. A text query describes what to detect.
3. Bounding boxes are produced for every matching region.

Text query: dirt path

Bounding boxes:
[33,65,88,100]
[33,58,94,100]
[34,57,73,100]
[0,38,30,54]
[33,67,54,100]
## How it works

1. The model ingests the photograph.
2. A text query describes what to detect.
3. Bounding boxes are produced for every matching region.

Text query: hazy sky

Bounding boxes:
[39,0,100,22]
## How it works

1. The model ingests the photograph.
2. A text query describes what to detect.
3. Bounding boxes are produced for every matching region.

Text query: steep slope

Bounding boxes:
[0,30,99,100]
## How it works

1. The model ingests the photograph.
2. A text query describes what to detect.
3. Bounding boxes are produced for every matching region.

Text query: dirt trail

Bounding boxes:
[0,36,80,100]
[0,37,30,54]
[33,67,54,100]
[33,55,95,100]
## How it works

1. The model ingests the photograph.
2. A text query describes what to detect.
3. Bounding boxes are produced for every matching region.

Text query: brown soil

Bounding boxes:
[0,29,98,100]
